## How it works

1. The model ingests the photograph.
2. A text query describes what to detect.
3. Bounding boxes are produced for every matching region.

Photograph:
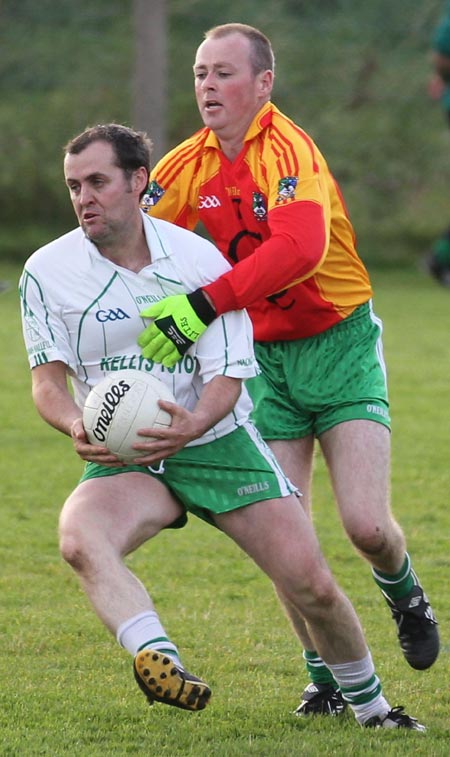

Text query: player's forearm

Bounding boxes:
[32,378,81,437]
[190,376,242,439]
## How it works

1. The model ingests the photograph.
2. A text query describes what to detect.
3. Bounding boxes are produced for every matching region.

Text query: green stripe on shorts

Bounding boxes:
[80,422,297,528]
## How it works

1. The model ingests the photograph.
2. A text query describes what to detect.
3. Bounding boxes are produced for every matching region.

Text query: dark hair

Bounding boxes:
[204,23,275,75]
[64,124,153,197]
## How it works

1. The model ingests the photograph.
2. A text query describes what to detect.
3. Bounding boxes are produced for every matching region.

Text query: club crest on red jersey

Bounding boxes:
[253,192,267,221]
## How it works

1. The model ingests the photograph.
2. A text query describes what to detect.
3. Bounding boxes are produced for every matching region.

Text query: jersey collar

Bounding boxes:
[203,101,276,150]
[83,213,172,268]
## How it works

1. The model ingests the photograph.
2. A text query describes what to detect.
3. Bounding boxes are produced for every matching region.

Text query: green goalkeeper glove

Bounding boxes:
[138,290,216,367]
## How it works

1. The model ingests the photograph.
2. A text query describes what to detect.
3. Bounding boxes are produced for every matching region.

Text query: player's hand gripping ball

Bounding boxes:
[83,370,175,463]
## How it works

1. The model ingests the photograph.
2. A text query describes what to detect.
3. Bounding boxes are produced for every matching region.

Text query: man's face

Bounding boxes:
[64,141,139,247]
[193,33,272,143]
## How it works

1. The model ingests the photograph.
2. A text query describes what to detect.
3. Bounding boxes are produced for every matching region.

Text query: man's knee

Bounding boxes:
[59,533,85,570]
[346,516,404,557]
[282,567,339,618]
[58,505,100,572]
[348,524,387,556]
[59,518,93,571]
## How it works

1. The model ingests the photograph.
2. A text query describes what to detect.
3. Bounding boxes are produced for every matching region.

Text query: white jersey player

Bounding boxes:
[20,212,257,446]
[16,124,425,731]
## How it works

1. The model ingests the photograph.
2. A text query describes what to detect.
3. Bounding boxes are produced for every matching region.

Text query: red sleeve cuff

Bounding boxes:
[203,277,238,316]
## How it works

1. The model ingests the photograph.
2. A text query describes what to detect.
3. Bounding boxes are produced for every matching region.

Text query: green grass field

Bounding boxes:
[0,261,449,756]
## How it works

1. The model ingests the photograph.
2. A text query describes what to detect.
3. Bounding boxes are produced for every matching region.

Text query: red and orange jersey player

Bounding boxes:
[142,102,371,342]
[139,23,439,722]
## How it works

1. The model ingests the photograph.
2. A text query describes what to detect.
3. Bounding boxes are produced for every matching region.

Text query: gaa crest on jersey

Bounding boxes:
[252,192,267,221]
[276,176,298,204]
[141,180,165,212]
[95,308,131,323]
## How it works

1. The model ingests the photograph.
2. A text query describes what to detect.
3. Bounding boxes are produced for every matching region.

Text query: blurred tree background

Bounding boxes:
[1,0,449,267]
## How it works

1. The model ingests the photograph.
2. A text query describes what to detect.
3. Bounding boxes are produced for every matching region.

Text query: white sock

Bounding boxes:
[326,651,391,724]
[116,611,182,667]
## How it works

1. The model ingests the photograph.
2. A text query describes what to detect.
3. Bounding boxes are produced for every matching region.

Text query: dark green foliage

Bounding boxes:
[0,1,132,251]
[1,0,450,265]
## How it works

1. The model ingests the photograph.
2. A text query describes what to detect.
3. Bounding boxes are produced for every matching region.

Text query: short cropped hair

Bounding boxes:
[204,23,275,75]
[64,124,153,196]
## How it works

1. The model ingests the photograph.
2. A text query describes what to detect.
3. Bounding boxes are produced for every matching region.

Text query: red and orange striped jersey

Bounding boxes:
[144,102,372,341]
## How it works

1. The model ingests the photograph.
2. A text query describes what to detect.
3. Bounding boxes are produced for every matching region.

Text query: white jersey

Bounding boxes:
[19,212,259,446]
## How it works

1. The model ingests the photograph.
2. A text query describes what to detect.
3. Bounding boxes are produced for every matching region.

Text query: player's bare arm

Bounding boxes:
[130,375,242,463]
[31,361,82,435]
[31,361,124,465]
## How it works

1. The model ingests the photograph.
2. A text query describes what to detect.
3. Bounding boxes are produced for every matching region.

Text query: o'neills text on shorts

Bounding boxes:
[237,481,270,496]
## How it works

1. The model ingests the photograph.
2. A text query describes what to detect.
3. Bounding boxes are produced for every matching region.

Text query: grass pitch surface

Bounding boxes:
[1,263,449,756]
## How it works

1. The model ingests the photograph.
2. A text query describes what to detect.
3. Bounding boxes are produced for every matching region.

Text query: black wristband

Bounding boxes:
[187,288,216,326]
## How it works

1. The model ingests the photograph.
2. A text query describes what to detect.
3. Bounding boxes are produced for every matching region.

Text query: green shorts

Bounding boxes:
[247,301,390,440]
[80,422,297,528]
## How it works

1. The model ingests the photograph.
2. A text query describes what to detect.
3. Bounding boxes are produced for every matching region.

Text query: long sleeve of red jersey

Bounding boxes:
[203,200,328,315]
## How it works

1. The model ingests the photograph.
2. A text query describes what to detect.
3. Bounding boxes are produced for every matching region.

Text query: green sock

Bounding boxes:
[372,553,415,600]
[303,650,337,686]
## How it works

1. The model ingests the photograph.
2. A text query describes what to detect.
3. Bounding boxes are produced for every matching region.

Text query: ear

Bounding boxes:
[258,69,274,97]
[133,166,149,195]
